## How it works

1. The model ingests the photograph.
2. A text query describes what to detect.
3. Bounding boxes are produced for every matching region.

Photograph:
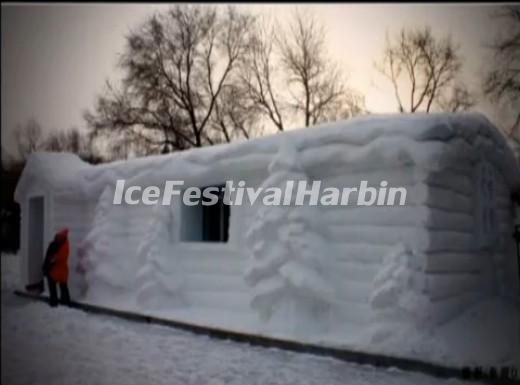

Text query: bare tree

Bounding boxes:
[240,21,287,131]
[483,6,520,158]
[278,10,364,126]
[377,26,475,113]
[10,119,102,164]
[211,82,264,141]
[43,128,103,163]
[436,83,476,113]
[45,129,81,153]
[241,11,364,131]
[85,5,255,154]
[14,119,44,161]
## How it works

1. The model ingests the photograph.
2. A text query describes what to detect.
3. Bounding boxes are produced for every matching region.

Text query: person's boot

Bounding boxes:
[59,283,71,306]
[59,298,71,306]
[47,278,58,308]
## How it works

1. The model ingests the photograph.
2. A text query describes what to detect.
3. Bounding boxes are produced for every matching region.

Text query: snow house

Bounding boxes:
[14,113,520,366]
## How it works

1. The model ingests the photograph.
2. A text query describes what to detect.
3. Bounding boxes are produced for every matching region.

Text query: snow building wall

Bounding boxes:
[295,130,516,331]
[76,159,265,313]
[420,135,519,307]
[82,144,514,337]
[15,114,519,357]
[82,185,157,307]
[82,116,518,332]
[135,203,185,309]
[274,147,513,331]
[80,161,269,319]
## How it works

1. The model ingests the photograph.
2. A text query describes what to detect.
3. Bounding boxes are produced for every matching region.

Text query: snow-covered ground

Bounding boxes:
[1,253,476,385]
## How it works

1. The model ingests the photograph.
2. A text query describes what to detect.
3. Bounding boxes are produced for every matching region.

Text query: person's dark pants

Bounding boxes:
[46,277,71,307]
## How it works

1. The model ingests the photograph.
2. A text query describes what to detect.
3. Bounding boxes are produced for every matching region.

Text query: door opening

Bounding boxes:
[27,196,44,286]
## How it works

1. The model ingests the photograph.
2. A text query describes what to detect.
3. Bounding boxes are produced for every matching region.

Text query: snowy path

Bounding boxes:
[2,254,472,385]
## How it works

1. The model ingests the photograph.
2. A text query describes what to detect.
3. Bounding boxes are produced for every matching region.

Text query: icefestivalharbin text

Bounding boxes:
[112,179,407,207]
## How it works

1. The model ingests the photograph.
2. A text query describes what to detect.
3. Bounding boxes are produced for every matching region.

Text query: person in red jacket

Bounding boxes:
[42,228,71,307]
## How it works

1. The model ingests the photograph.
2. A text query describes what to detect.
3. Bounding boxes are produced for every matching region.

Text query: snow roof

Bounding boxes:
[14,152,90,202]
[14,113,520,203]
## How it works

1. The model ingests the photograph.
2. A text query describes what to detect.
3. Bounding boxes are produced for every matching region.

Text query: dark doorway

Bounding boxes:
[27,196,44,285]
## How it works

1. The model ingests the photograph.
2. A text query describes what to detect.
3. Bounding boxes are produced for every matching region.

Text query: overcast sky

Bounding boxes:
[1,3,506,157]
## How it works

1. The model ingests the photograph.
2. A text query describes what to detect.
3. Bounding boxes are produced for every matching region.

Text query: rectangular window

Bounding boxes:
[181,185,230,242]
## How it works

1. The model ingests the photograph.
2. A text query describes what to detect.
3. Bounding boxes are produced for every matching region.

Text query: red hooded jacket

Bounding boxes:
[47,229,70,283]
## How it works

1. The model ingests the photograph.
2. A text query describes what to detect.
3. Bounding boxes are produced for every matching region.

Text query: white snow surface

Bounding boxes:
[2,253,475,385]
